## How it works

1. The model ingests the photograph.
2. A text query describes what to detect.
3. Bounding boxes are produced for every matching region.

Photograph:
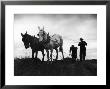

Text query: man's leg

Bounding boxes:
[83,54,85,61]
[73,54,75,62]
[80,52,83,61]
[83,51,86,61]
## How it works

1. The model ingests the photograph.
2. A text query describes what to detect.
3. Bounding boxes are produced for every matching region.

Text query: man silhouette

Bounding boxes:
[74,47,77,60]
[78,38,87,61]
[69,45,77,61]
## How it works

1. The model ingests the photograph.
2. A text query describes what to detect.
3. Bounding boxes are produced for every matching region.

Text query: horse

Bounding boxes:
[21,31,45,61]
[37,26,64,63]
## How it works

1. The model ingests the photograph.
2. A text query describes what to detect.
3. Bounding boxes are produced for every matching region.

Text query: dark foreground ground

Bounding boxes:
[14,58,97,76]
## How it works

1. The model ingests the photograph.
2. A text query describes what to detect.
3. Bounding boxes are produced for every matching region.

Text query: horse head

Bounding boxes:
[37,26,48,42]
[21,31,30,49]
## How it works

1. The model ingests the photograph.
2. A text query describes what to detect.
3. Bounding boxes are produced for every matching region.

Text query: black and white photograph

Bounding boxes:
[4,4,106,85]
[14,14,97,76]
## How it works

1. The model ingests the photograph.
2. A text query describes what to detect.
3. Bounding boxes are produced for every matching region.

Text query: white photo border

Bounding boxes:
[5,5,106,85]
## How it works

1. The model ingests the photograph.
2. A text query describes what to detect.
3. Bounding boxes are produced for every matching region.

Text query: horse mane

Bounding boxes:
[27,34,39,40]
[45,33,50,43]
[40,30,50,44]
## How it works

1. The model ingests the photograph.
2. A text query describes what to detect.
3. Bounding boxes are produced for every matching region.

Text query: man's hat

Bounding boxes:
[80,38,83,40]
[72,45,74,47]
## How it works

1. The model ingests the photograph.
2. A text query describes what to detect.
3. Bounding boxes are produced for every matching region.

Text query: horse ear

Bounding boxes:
[42,26,44,31]
[21,33,24,37]
[47,32,49,36]
[38,26,40,30]
[26,31,27,34]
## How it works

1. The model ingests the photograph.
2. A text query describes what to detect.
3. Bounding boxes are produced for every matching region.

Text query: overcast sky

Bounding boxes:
[14,14,97,60]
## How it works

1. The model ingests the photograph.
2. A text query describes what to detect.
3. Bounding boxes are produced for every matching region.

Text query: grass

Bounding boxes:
[14,57,97,76]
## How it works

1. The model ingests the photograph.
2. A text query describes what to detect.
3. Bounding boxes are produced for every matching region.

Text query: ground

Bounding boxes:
[14,58,97,76]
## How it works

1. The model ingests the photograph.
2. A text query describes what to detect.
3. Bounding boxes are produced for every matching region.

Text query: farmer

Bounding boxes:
[78,38,87,61]
[69,45,77,61]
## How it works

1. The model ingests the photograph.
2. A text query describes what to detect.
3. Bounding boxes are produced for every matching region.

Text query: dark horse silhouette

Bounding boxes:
[21,31,45,61]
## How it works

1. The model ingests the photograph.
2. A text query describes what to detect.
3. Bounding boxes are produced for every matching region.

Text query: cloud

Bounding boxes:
[14,14,97,59]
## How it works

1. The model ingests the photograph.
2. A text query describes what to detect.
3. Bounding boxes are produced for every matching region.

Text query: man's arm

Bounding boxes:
[78,42,80,46]
[70,47,72,53]
[85,42,87,46]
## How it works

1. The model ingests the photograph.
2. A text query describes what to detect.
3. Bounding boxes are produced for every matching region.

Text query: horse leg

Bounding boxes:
[61,46,64,60]
[46,50,49,62]
[42,50,45,62]
[50,49,53,63]
[35,51,38,58]
[55,48,58,60]
[32,50,34,59]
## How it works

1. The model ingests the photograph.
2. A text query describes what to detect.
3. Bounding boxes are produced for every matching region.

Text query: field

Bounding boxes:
[14,58,97,76]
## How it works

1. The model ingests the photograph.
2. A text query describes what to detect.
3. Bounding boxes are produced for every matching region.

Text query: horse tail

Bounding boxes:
[59,46,62,52]
[59,36,63,52]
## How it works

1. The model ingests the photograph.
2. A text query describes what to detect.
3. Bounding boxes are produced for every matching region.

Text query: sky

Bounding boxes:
[14,14,97,60]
